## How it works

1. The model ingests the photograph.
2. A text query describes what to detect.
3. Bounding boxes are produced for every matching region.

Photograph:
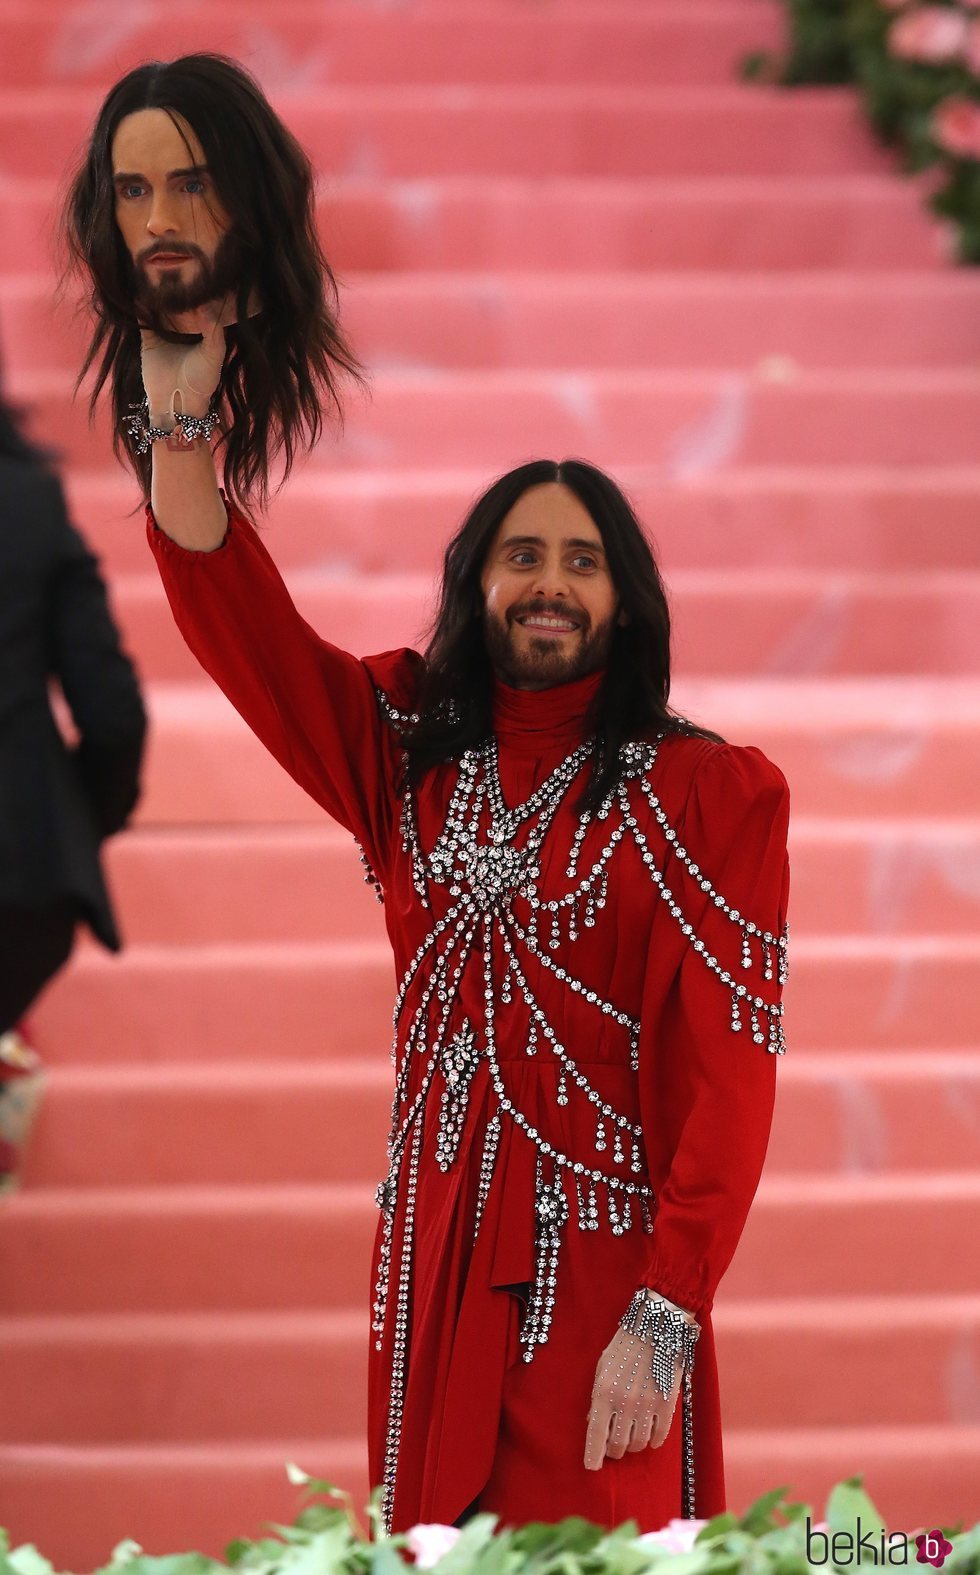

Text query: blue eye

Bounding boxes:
[183,178,205,194]
[119,183,145,200]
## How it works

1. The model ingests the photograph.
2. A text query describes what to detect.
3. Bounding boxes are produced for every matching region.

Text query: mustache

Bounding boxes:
[137,242,206,266]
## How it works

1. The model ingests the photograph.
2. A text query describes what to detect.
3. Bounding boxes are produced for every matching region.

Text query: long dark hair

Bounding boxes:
[62,52,362,511]
[403,459,724,813]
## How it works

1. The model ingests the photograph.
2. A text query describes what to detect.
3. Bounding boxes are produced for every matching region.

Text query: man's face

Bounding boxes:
[479,483,625,691]
[111,108,237,318]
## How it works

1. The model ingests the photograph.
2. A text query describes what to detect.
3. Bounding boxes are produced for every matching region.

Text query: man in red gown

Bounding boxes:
[72,57,791,1542]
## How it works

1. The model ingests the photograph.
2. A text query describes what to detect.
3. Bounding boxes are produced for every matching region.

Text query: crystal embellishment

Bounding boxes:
[436,1020,480,1170]
[367,692,789,1532]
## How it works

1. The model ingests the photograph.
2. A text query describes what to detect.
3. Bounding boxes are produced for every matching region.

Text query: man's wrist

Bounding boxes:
[619,1289,701,1401]
[644,1290,698,1326]
[127,401,220,456]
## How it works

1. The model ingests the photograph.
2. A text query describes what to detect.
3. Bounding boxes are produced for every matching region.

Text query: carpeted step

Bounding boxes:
[0,1440,370,1572]
[19,1053,980,1188]
[0,1,782,90]
[114,678,980,825]
[27,934,980,1063]
[0,176,944,275]
[3,1176,980,1316]
[0,87,894,180]
[0,1294,977,1445]
[96,820,980,944]
[2,1429,977,1573]
[11,273,980,375]
[61,467,980,577]
[103,566,980,680]
[15,368,980,471]
[725,1427,980,1540]
[2,0,976,1551]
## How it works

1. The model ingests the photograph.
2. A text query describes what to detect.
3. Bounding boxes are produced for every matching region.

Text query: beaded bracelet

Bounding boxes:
[123,400,220,455]
[619,1288,700,1400]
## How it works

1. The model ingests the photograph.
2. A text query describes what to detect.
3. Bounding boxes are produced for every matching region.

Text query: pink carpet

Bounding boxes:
[0,0,978,1564]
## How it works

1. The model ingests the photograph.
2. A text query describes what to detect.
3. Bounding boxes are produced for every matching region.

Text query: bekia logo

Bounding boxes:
[914,1530,954,1568]
[805,1518,953,1567]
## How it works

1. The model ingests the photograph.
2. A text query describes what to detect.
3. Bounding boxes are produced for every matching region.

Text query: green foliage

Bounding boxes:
[3,1477,978,1575]
[742,0,980,264]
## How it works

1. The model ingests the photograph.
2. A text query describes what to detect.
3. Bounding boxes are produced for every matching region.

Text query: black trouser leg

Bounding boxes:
[452,1494,483,1528]
[0,901,77,1033]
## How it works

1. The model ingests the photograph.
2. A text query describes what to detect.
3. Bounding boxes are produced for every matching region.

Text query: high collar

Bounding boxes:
[491,667,605,750]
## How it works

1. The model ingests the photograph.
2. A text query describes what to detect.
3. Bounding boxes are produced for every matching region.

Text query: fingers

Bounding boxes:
[649,1395,679,1449]
[585,1336,649,1467]
[585,1329,687,1468]
[626,1407,655,1453]
[584,1400,612,1470]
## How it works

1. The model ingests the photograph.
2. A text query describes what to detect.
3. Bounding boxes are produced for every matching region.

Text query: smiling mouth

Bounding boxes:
[516,615,580,633]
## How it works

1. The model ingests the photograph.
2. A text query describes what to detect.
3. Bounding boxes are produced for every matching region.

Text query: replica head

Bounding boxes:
[404,459,722,811]
[63,52,360,509]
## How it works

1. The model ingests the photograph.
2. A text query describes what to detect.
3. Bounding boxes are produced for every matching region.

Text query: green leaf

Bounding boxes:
[428,1514,502,1574]
[116,1557,220,1575]
[694,1515,739,1542]
[825,1476,886,1541]
[779,1504,812,1527]
[368,1544,406,1575]
[107,1544,145,1570]
[637,1552,712,1575]
[739,1487,795,1536]
[8,1548,57,1575]
[509,1518,603,1560]
[282,1465,348,1504]
[222,1545,251,1568]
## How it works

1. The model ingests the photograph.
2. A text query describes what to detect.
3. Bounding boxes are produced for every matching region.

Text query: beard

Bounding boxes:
[483,601,617,691]
[131,230,242,324]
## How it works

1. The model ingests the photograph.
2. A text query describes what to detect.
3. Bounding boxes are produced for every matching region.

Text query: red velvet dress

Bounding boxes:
[148,507,791,1537]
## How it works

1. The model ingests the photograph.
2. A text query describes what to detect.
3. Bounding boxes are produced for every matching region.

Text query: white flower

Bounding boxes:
[403,1522,463,1568]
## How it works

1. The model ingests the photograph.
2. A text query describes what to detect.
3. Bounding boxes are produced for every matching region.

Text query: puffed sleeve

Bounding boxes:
[634,741,791,1325]
[147,501,423,881]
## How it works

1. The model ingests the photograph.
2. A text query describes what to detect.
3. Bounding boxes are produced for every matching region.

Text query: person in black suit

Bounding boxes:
[0,388,147,1036]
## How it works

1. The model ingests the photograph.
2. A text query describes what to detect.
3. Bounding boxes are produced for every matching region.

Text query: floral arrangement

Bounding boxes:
[743,0,980,262]
[2,1470,978,1575]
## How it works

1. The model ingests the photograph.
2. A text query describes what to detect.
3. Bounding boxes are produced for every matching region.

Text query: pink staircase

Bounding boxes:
[1,0,979,1564]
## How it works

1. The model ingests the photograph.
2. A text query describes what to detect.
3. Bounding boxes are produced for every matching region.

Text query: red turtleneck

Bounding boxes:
[149,505,789,1540]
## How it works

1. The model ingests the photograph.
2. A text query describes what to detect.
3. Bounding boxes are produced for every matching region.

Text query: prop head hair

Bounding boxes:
[63,52,362,511]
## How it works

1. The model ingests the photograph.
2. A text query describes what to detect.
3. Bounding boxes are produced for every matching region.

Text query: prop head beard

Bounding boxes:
[131,228,242,326]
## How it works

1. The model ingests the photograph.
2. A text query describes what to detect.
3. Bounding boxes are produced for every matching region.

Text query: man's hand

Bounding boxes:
[144,297,235,552]
[140,297,231,425]
[584,1326,683,1469]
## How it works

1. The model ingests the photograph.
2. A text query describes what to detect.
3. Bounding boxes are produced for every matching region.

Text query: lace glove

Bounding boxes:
[584,1290,699,1471]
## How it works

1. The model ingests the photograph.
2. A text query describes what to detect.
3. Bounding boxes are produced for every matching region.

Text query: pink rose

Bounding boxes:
[931,94,980,155]
[889,5,969,61]
[964,17,980,70]
[402,1524,462,1568]
[637,1519,709,1555]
